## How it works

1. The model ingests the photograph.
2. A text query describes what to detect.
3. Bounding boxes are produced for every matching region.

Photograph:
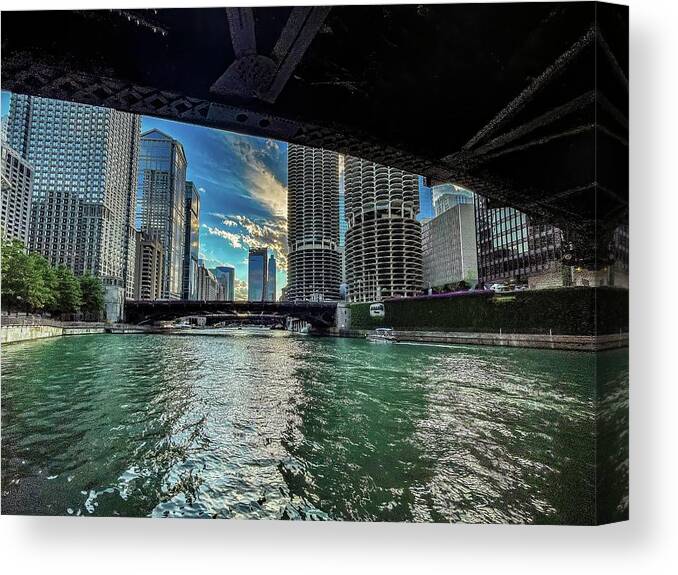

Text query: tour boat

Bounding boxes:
[366,327,398,343]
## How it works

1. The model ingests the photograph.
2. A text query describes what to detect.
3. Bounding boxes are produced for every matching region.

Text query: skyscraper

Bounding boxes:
[417,176,434,221]
[1,143,33,245]
[6,94,140,296]
[137,129,187,299]
[266,254,277,301]
[182,181,200,300]
[134,232,164,301]
[213,266,235,301]
[422,203,478,289]
[433,183,474,217]
[474,194,562,285]
[344,157,423,302]
[248,247,268,301]
[287,144,341,301]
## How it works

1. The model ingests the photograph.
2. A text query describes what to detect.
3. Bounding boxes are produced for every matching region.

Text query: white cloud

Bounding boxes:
[234,279,248,301]
[202,215,289,271]
[227,136,288,217]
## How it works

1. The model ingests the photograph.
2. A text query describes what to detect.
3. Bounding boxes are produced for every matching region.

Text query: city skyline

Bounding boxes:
[1,90,287,300]
[1,91,439,301]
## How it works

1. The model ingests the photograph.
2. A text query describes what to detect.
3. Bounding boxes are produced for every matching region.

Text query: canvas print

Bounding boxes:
[0,3,628,524]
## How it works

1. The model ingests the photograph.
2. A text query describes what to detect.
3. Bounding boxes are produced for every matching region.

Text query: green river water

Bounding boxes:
[1,330,628,523]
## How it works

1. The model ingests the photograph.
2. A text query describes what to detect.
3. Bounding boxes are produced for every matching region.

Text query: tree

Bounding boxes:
[1,238,56,312]
[1,238,29,310]
[53,266,82,316]
[79,273,105,318]
[28,253,58,312]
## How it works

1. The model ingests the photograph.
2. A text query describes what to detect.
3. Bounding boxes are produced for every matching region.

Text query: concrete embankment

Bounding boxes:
[329,328,628,351]
[1,322,106,344]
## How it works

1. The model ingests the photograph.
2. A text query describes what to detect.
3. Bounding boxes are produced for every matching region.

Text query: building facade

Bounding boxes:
[137,129,187,299]
[287,144,342,301]
[266,254,277,301]
[182,180,200,300]
[134,232,164,300]
[213,266,235,301]
[248,247,268,301]
[422,203,478,289]
[418,176,434,221]
[433,183,474,217]
[474,194,563,285]
[1,143,33,245]
[344,156,423,302]
[197,260,219,300]
[6,94,140,296]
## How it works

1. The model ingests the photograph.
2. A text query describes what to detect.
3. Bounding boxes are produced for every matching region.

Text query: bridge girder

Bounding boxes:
[2,4,628,265]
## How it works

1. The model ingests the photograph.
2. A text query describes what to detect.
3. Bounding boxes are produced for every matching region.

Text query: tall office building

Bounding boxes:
[474,194,562,285]
[182,181,200,300]
[214,266,235,301]
[134,232,164,300]
[137,129,187,299]
[287,144,342,301]
[422,203,478,289]
[6,94,140,296]
[418,176,434,221]
[1,143,33,245]
[196,259,219,300]
[266,254,277,301]
[248,247,268,301]
[433,183,474,217]
[344,156,423,302]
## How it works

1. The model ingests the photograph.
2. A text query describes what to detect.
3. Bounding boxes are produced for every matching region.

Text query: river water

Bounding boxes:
[1,331,628,523]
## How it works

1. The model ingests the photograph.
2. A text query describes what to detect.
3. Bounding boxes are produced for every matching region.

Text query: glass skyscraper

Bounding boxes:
[474,194,562,284]
[214,266,235,301]
[6,94,140,296]
[248,247,268,302]
[417,176,434,221]
[137,129,187,299]
[182,180,200,300]
[266,254,277,301]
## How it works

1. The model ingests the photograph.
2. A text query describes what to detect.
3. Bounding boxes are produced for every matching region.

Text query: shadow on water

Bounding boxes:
[1,333,627,523]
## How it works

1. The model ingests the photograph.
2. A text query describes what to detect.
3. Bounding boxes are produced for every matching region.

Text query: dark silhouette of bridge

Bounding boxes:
[124,299,337,328]
[2,4,628,268]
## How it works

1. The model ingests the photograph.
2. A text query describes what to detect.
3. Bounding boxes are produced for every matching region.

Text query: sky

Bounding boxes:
[2,91,431,300]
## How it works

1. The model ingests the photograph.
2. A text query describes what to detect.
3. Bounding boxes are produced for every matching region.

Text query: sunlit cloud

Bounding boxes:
[227,136,288,217]
[234,278,248,301]
[202,214,289,271]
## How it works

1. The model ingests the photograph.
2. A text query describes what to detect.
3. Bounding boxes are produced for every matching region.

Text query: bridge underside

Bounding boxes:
[2,3,628,264]
[124,300,337,328]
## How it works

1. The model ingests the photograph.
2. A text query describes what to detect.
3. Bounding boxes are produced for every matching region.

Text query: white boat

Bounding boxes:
[366,327,398,343]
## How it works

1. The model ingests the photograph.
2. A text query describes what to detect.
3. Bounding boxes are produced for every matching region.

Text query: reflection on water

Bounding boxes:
[1,331,627,523]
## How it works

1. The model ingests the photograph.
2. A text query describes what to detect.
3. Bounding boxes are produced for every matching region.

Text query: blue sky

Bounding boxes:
[2,91,288,299]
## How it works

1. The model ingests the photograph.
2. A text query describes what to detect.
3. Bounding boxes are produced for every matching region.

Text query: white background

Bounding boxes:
[0,0,676,572]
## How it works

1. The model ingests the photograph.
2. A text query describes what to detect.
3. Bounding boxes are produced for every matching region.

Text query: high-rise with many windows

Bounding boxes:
[422,203,477,289]
[137,129,187,299]
[182,180,200,300]
[213,266,235,301]
[1,143,33,245]
[287,144,341,301]
[344,156,423,302]
[266,253,277,301]
[248,247,268,302]
[6,94,140,296]
[474,195,562,285]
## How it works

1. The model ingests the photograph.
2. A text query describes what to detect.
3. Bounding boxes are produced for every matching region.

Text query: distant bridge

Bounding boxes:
[124,299,338,328]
